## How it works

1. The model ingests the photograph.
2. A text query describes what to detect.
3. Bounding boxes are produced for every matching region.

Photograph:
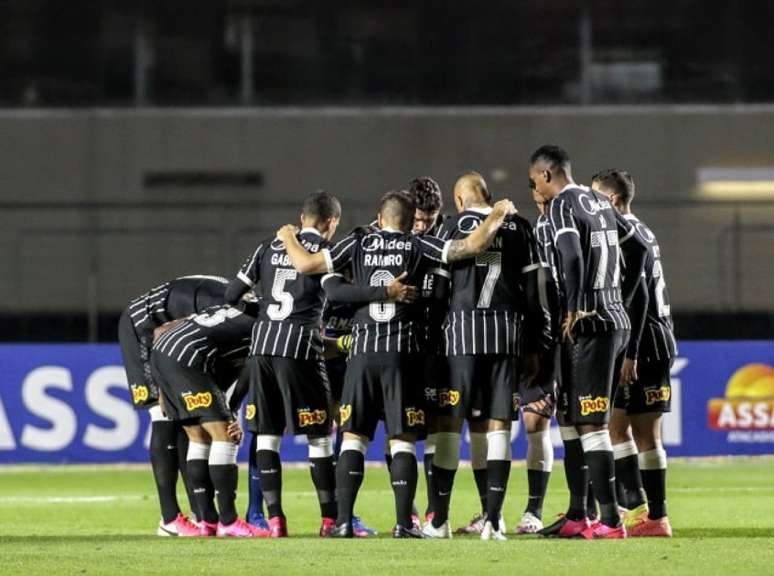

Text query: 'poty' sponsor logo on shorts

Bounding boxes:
[438,390,460,407]
[130,384,149,404]
[245,403,256,420]
[405,408,425,427]
[298,409,327,428]
[579,395,609,416]
[182,392,213,411]
[645,386,671,405]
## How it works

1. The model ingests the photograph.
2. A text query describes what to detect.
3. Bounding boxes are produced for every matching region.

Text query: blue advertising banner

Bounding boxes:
[0,342,772,463]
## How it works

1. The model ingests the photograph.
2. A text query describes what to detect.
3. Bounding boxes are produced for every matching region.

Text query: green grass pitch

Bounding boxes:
[2,459,774,575]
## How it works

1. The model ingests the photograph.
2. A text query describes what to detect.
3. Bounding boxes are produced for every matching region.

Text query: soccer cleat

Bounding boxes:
[481,520,507,541]
[246,510,269,531]
[421,519,453,539]
[352,515,377,538]
[327,523,355,538]
[268,516,288,538]
[515,511,544,535]
[411,514,422,531]
[157,513,200,537]
[217,517,266,538]
[454,512,506,535]
[424,511,435,525]
[623,503,649,530]
[580,521,627,540]
[393,524,426,539]
[197,520,218,537]
[627,516,673,538]
[538,514,590,538]
[319,517,337,538]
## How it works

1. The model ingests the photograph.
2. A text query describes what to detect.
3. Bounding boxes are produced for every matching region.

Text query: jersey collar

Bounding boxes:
[559,183,590,194]
[623,213,639,222]
[468,206,493,215]
[381,226,403,233]
[300,227,323,237]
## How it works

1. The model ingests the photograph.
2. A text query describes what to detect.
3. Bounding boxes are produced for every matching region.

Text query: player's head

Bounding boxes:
[529,145,572,201]
[377,190,416,233]
[453,171,492,212]
[300,190,341,240]
[591,169,635,211]
[532,187,548,216]
[408,176,443,235]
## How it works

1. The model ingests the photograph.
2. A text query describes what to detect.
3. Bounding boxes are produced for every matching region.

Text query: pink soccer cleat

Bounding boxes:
[557,516,591,538]
[411,514,422,531]
[580,521,627,540]
[216,517,266,538]
[157,513,200,537]
[268,516,288,538]
[198,520,218,537]
[628,516,673,538]
[319,517,337,538]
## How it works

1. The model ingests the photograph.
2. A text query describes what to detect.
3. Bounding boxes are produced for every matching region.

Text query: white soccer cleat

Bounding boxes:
[421,519,453,539]
[515,511,544,534]
[481,520,507,541]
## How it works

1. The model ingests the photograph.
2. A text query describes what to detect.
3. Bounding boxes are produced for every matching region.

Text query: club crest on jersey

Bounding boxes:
[457,215,481,234]
[579,395,609,416]
[339,404,352,424]
[130,384,149,404]
[183,392,213,411]
[645,386,671,405]
[298,408,327,428]
[245,403,256,420]
[405,408,426,427]
[439,390,461,407]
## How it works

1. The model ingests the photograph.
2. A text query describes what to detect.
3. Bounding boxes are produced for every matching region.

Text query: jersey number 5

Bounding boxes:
[267,268,297,321]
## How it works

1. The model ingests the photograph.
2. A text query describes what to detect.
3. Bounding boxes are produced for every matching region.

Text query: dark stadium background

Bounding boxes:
[1,0,773,342]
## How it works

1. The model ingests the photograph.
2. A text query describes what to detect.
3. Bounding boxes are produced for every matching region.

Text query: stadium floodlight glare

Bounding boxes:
[697,167,774,200]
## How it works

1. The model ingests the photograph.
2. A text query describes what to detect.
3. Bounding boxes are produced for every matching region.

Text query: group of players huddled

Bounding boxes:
[119,145,676,540]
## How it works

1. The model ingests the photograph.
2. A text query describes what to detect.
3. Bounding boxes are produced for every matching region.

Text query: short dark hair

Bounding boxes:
[301,190,341,222]
[529,145,571,174]
[379,190,416,230]
[408,177,443,213]
[592,169,635,203]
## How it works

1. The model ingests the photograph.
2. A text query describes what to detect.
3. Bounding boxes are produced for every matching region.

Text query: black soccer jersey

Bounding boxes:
[547,185,638,334]
[436,208,541,356]
[535,215,559,286]
[126,275,229,338]
[323,228,448,356]
[623,214,677,362]
[151,304,253,380]
[237,228,330,360]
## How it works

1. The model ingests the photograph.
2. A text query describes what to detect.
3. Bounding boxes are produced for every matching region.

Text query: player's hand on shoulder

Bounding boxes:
[386,271,418,303]
[276,224,299,243]
[493,199,517,216]
[562,310,597,343]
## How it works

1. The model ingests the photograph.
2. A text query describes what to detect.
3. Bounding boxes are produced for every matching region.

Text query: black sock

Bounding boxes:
[615,454,646,509]
[587,479,598,520]
[562,438,589,521]
[334,428,343,460]
[526,469,550,520]
[310,456,337,520]
[390,452,418,529]
[175,427,200,521]
[210,464,238,525]
[423,452,435,517]
[585,450,621,527]
[486,460,510,531]
[641,468,667,519]
[336,450,365,526]
[257,450,284,519]
[150,421,182,524]
[473,467,488,514]
[187,458,218,524]
[430,465,457,528]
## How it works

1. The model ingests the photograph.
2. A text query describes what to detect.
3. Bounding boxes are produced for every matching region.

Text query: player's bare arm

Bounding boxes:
[445,199,517,262]
[276,224,329,274]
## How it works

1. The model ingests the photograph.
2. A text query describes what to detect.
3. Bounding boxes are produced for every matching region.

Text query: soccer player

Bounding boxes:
[592,169,676,537]
[529,146,647,539]
[278,190,516,538]
[151,302,259,537]
[118,275,228,536]
[422,172,552,541]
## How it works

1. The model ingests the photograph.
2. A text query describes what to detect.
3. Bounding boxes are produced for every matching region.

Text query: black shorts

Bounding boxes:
[445,354,517,423]
[245,356,332,437]
[118,309,158,409]
[421,354,448,416]
[340,353,426,440]
[325,355,347,404]
[559,330,629,425]
[614,357,673,414]
[151,353,232,424]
